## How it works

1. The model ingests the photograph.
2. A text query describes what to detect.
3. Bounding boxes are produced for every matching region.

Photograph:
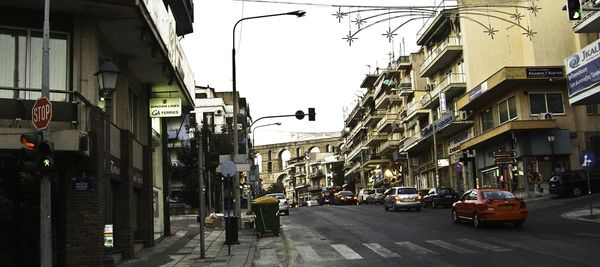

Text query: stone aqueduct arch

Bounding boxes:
[254,137,342,190]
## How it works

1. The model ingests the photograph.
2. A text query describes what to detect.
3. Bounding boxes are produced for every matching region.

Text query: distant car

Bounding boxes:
[451,189,527,228]
[334,191,358,205]
[358,189,374,204]
[383,186,422,212]
[371,188,387,204]
[265,193,290,215]
[549,169,600,197]
[306,197,320,207]
[423,187,459,208]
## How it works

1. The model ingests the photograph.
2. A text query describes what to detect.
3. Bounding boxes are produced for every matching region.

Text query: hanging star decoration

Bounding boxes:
[332,6,346,23]
[352,14,367,29]
[510,9,524,25]
[483,23,499,39]
[382,27,397,43]
[343,31,357,46]
[522,26,537,41]
[527,2,541,17]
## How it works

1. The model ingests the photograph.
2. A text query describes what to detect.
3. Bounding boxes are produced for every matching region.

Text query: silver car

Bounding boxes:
[266,193,290,215]
[384,186,422,212]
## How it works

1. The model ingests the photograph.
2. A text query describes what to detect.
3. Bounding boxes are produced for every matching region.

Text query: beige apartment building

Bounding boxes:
[342,0,600,197]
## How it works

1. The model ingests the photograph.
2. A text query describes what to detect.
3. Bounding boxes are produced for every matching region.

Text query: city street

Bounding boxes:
[254,194,600,267]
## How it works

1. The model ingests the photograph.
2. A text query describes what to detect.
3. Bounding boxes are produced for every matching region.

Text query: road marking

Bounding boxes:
[254,248,279,266]
[364,243,400,258]
[175,230,188,237]
[296,245,322,262]
[331,244,363,259]
[456,238,512,252]
[426,240,475,254]
[395,241,438,255]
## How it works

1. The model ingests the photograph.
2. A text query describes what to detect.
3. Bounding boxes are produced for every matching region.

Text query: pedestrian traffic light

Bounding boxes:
[308,108,315,121]
[19,133,42,172]
[38,141,54,172]
[567,0,582,21]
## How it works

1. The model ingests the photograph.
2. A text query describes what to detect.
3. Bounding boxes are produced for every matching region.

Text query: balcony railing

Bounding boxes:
[420,35,462,70]
[308,170,324,179]
[437,73,466,89]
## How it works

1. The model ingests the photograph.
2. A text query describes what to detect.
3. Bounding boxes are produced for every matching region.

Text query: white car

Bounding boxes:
[266,193,290,215]
[306,199,320,207]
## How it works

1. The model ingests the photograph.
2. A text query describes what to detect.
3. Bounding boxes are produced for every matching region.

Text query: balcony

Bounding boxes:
[366,131,388,146]
[344,104,364,130]
[419,35,463,77]
[362,154,390,167]
[347,141,368,162]
[420,84,442,109]
[379,134,402,155]
[376,113,399,133]
[438,73,466,100]
[308,185,322,192]
[403,101,429,122]
[460,119,558,150]
[395,56,411,71]
[375,92,402,109]
[308,170,324,179]
[364,110,386,127]
[436,111,474,138]
[574,0,600,33]
[401,133,421,152]
[360,89,375,107]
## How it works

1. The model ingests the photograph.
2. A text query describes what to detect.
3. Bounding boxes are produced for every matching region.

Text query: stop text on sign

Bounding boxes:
[32,97,53,130]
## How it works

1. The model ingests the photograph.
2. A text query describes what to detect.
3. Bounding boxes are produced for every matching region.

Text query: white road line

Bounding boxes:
[296,246,323,262]
[395,241,438,255]
[331,244,363,260]
[364,243,400,258]
[456,238,512,252]
[254,248,279,266]
[426,240,475,254]
[175,230,188,237]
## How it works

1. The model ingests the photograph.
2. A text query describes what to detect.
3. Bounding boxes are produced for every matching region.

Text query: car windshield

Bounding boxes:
[482,191,516,200]
[268,194,286,200]
[339,191,354,196]
[437,188,454,194]
[376,189,386,193]
[397,188,418,194]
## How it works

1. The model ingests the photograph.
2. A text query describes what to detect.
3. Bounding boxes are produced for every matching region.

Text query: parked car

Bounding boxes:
[265,193,290,215]
[371,188,387,204]
[306,197,320,207]
[451,189,527,228]
[334,191,358,205]
[383,186,422,212]
[358,189,374,204]
[549,169,600,197]
[423,187,459,208]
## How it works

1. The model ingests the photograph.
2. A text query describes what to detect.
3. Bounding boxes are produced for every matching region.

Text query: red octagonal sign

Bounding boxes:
[32,97,52,130]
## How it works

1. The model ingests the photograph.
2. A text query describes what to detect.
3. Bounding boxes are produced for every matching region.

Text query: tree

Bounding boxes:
[263,182,285,195]
[332,161,345,188]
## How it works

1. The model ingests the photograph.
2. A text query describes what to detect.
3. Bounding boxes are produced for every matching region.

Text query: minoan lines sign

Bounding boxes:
[565,38,600,104]
[149,98,181,117]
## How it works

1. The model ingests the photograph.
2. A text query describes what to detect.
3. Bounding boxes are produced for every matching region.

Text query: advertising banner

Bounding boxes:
[565,39,600,98]
[149,98,182,117]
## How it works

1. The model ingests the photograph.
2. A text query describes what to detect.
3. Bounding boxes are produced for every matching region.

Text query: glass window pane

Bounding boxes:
[498,100,508,123]
[29,35,43,100]
[547,93,564,114]
[481,108,494,132]
[587,104,599,114]
[0,31,16,98]
[49,35,68,101]
[508,96,517,119]
[529,94,546,115]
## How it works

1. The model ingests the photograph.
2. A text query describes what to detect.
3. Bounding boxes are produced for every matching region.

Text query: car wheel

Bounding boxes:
[573,187,583,197]
[472,213,481,228]
[452,210,460,223]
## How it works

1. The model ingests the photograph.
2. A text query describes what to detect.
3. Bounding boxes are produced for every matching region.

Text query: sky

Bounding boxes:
[181,0,439,146]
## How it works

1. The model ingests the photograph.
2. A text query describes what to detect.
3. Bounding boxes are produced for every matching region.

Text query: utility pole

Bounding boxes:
[41,0,52,265]
[198,127,205,259]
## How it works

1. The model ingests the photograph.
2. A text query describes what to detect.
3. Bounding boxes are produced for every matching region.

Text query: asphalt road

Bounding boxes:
[256,193,600,267]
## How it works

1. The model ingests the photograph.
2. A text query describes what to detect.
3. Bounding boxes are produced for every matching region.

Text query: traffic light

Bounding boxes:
[308,108,315,121]
[19,133,42,172]
[38,141,54,172]
[294,110,305,120]
[567,0,582,21]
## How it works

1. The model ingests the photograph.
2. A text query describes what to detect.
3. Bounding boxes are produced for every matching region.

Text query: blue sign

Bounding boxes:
[566,56,600,97]
[580,152,596,169]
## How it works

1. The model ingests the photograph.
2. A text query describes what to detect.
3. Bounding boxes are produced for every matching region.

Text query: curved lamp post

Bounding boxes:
[251,122,282,146]
[231,10,305,225]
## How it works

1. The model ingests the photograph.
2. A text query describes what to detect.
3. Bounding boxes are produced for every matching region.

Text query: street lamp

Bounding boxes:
[547,134,555,175]
[252,122,282,146]
[95,58,120,262]
[231,10,305,226]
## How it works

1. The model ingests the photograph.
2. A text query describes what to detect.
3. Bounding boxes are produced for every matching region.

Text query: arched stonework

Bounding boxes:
[254,137,342,190]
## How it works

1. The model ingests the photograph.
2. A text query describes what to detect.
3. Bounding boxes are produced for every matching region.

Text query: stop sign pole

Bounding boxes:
[40,0,52,266]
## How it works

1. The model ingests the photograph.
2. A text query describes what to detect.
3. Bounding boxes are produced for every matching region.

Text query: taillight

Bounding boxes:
[559,176,565,185]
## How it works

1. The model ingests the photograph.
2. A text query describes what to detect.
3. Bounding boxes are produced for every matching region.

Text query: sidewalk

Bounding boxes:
[117,215,258,267]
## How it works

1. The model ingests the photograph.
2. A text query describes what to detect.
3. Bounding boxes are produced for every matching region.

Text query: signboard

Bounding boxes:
[219,160,237,177]
[149,98,182,117]
[104,224,114,248]
[526,68,564,78]
[32,97,52,130]
[448,128,474,154]
[439,92,447,113]
[494,150,516,165]
[468,81,487,101]
[70,176,94,192]
[580,152,596,169]
[565,38,600,104]
[437,159,449,167]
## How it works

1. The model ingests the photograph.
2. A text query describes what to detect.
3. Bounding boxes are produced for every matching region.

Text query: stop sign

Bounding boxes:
[32,97,52,130]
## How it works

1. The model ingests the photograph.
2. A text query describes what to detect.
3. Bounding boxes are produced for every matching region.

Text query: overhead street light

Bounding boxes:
[231,9,305,238]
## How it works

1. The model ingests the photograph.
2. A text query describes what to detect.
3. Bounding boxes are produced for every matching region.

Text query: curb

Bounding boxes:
[561,207,600,223]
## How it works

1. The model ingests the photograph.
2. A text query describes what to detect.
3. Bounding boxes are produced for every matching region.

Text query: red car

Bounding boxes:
[451,188,527,228]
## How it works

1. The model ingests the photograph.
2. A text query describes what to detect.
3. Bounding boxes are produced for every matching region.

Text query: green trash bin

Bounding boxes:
[252,196,280,238]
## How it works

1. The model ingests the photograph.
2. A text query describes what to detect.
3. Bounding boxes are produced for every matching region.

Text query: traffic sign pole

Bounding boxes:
[40,0,52,266]
[581,152,596,216]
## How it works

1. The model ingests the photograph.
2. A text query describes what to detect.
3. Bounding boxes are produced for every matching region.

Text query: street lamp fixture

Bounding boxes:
[231,10,305,230]
[95,59,120,261]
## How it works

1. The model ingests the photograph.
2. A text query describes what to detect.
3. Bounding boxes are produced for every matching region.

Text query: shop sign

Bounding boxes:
[104,224,114,248]
[437,159,449,167]
[149,98,182,117]
[526,68,564,78]
[71,175,94,192]
[439,92,447,113]
[565,38,600,98]
[448,128,474,154]
[468,81,487,101]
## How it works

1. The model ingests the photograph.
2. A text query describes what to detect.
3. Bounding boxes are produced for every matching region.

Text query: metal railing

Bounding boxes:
[420,35,462,70]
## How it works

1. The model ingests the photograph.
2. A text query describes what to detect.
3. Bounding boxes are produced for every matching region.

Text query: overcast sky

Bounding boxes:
[181,0,438,146]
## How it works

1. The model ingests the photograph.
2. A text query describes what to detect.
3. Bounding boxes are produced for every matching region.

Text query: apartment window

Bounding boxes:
[480,108,494,132]
[498,96,517,123]
[529,92,564,115]
[587,104,599,114]
[0,28,69,101]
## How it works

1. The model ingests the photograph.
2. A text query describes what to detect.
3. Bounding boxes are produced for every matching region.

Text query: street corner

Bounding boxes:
[561,206,600,223]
